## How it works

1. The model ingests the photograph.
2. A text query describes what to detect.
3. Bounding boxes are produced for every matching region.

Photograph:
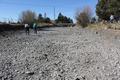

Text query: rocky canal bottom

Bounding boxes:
[0,27,120,80]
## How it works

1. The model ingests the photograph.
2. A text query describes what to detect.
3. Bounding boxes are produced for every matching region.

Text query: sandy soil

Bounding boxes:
[0,27,120,80]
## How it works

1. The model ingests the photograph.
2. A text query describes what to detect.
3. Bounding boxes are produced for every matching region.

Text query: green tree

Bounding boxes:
[56,13,73,23]
[67,18,73,23]
[44,17,51,23]
[38,14,44,23]
[56,13,64,23]
[37,13,51,23]
[96,0,120,20]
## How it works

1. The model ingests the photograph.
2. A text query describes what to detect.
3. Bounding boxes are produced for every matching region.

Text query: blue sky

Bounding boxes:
[0,0,98,22]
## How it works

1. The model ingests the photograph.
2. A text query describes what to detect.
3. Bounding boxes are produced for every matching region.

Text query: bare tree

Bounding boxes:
[19,10,37,24]
[75,6,92,27]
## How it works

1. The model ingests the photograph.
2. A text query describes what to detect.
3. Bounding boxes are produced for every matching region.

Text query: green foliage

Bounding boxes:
[91,17,96,23]
[38,14,51,23]
[38,14,44,23]
[96,0,120,20]
[43,17,51,23]
[19,11,73,24]
[55,13,73,23]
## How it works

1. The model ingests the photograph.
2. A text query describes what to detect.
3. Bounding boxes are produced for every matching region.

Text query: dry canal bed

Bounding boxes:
[0,27,120,80]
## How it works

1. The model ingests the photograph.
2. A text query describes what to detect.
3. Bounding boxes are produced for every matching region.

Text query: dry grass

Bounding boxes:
[88,22,120,30]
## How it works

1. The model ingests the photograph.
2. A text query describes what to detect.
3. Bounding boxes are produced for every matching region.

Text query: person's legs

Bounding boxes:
[26,27,29,35]
[25,28,27,35]
[35,28,37,34]
[110,19,112,23]
[33,27,35,34]
[34,28,37,34]
[28,28,30,35]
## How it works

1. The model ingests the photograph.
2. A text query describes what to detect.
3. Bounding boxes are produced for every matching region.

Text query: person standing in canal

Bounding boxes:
[110,14,114,23]
[33,23,37,34]
[25,24,30,35]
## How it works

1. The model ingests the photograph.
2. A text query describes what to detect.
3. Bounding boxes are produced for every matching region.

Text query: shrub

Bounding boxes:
[55,13,73,23]
[19,10,37,24]
[75,6,92,28]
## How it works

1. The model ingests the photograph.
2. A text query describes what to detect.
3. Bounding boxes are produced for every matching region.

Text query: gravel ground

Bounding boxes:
[1,27,120,80]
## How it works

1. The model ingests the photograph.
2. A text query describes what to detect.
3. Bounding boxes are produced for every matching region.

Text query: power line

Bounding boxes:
[54,7,56,20]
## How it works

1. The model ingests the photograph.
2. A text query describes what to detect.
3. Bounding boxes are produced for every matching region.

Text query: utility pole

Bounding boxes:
[44,12,47,18]
[54,7,56,20]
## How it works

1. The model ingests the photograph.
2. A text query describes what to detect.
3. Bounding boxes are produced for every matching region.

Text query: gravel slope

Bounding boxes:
[0,27,120,80]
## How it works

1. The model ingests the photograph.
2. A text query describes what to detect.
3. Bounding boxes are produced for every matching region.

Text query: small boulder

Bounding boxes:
[96,32,98,34]
[26,71,34,76]
[76,78,80,80]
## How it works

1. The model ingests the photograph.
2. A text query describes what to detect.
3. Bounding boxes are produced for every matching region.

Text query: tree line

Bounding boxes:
[19,10,73,24]
[6,0,120,28]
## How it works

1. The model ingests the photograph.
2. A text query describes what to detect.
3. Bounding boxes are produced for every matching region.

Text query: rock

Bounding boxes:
[96,32,98,34]
[76,78,80,80]
[82,76,86,80]
[26,71,34,76]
